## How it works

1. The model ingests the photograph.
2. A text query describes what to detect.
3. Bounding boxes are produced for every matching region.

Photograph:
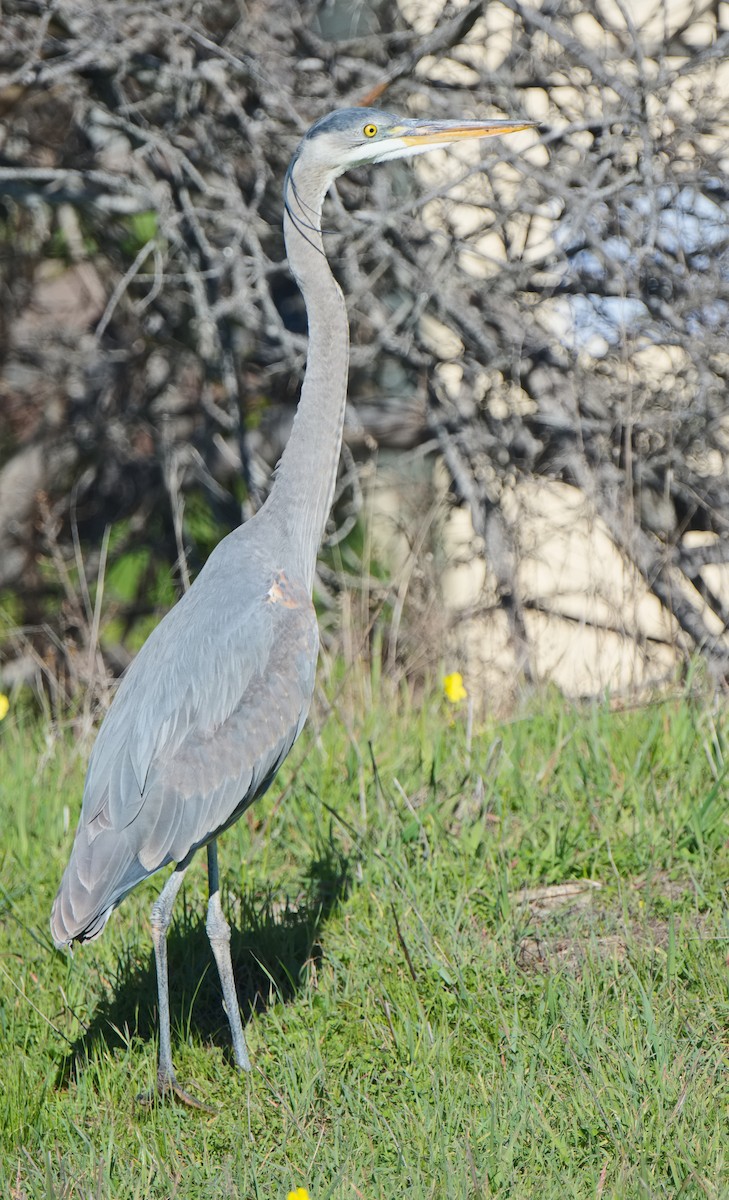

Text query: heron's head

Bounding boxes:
[288,106,534,190]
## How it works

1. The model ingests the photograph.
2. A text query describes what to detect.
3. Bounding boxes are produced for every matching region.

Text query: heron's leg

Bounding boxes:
[149,864,188,1093]
[141,864,216,1113]
[206,840,251,1071]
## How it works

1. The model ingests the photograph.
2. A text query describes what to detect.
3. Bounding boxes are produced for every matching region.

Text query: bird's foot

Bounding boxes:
[136,1069,218,1114]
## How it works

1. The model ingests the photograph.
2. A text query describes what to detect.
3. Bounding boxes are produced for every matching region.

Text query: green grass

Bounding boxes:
[1,683,728,1198]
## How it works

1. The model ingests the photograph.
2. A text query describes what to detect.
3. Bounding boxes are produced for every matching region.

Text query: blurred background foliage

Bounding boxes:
[0,0,727,715]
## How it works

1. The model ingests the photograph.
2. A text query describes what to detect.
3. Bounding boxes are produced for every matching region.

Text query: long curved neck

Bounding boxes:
[264,158,349,591]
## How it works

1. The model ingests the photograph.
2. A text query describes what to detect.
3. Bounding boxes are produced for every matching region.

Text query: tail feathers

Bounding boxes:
[51,894,114,947]
[50,826,154,947]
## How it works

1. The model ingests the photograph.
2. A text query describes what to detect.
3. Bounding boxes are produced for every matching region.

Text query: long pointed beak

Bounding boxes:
[395,118,535,147]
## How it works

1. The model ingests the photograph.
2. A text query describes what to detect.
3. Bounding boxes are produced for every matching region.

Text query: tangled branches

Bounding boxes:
[0,0,728,701]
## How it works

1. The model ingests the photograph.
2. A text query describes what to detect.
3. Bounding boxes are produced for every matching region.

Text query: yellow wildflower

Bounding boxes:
[287,1190,310,1200]
[0,693,8,721]
[443,672,467,703]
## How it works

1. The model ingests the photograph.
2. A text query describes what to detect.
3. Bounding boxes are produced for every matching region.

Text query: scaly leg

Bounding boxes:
[206,840,251,1071]
[144,863,214,1110]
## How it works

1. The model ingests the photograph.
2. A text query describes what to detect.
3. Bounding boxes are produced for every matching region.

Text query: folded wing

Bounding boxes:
[51,547,318,946]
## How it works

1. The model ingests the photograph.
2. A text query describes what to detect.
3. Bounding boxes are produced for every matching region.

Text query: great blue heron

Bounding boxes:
[51,107,532,1105]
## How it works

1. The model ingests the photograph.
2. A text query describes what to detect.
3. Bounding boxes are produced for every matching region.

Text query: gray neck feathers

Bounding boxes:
[264,158,350,591]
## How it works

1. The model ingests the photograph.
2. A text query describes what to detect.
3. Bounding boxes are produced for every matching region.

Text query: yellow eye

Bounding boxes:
[363,123,378,138]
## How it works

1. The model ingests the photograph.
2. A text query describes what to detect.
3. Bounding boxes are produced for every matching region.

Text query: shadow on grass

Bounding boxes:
[56,842,351,1089]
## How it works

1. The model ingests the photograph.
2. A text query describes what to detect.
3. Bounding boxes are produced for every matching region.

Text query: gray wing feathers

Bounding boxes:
[51,822,152,945]
[51,535,318,947]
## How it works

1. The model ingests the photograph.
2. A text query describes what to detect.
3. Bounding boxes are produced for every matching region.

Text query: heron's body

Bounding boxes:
[51,523,317,944]
[51,107,532,1104]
